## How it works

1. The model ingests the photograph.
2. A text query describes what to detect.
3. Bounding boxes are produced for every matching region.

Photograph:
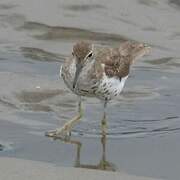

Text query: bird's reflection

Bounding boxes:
[52,132,116,171]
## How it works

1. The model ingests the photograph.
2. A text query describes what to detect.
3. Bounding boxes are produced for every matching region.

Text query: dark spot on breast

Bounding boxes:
[95,89,99,94]
[102,83,106,87]
[119,77,122,82]
[91,86,97,90]
[81,89,89,93]
[104,89,109,94]
[91,80,97,85]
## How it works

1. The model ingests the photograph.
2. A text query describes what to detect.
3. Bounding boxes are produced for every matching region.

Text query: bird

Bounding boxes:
[46,41,150,139]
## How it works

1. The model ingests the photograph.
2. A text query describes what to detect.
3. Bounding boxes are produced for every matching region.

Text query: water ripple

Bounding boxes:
[16,89,66,103]
[71,115,180,139]
[19,21,127,43]
[21,47,65,62]
[63,4,106,12]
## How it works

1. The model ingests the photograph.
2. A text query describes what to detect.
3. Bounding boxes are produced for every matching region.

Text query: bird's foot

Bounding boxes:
[45,112,82,140]
[45,125,71,140]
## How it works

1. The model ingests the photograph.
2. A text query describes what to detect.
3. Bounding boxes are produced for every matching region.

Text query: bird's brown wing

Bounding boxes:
[95,46,131,79]
[95,41,149,78]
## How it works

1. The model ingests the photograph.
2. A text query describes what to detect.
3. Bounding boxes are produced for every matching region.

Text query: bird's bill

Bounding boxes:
[73,63,83,89]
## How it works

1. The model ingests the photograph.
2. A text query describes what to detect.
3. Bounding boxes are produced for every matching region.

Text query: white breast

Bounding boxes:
[97,74,128,100]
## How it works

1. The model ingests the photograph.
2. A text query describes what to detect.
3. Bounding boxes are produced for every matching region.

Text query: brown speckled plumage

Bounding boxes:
[61,41,150,100]
[95,41,149,78]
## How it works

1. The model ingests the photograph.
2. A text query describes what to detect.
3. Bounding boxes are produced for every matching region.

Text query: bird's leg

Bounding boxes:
[99,128,107,170]
[45,96,83,139]
[101,100,107,136]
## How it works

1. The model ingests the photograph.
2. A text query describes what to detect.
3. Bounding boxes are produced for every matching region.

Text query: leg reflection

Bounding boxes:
[47,127,116,171]
[98,129,116,171]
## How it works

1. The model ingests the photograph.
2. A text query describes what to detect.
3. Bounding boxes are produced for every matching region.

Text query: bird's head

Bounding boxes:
[72,41,94,89]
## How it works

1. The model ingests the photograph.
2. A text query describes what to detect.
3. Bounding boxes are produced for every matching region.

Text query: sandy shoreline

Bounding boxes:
[0,157,162,180]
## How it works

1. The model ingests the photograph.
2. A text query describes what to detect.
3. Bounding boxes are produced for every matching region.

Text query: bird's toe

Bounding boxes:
[45,129,71,140]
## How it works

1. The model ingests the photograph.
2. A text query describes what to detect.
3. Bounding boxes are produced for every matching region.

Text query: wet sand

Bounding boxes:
[0,157,162,180]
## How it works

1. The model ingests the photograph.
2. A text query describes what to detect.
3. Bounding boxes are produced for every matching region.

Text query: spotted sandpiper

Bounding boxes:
[46,41,150,138]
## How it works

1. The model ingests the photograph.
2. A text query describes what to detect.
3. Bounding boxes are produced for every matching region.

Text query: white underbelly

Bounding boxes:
[96,75,128,100]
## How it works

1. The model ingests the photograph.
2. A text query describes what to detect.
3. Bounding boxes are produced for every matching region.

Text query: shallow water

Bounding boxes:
[0,0,180,179]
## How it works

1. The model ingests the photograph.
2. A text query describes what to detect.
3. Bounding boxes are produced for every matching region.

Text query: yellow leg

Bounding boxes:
[101,113,107,136]
[101,100,108,136]
[45,97,82,139]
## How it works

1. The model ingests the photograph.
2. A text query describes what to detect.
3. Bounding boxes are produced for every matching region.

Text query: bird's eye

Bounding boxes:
[88,52,93,58]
